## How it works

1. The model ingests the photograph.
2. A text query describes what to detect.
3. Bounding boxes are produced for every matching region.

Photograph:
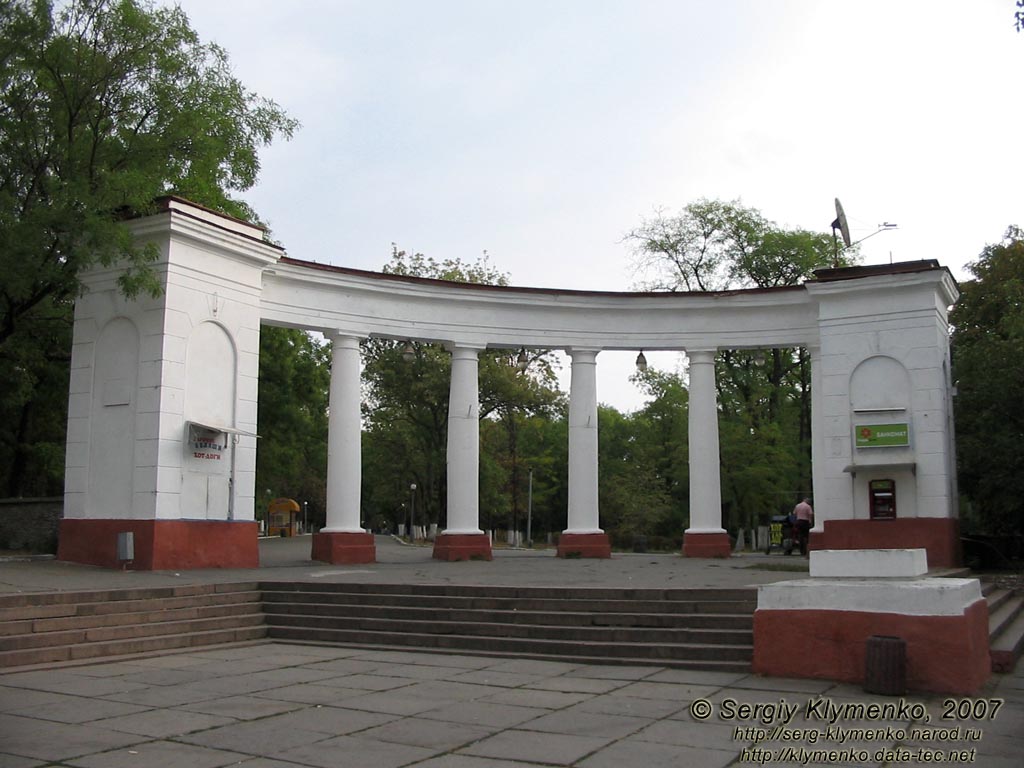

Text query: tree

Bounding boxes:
[626,199,838,292]
[0,0,296,496]
[951,226,1024,537]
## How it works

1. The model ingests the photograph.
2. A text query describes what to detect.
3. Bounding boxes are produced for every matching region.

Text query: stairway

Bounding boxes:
[0,582,266,668]
[984,579,1024,673]
[260,582,756,671]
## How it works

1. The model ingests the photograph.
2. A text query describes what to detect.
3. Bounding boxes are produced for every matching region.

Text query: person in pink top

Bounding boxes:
[793,498,813,556]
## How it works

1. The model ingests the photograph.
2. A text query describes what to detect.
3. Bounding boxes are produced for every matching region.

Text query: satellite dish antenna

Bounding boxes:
[830,197,851,266]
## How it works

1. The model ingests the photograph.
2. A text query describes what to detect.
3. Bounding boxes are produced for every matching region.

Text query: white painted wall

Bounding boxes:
[65,199,280,523]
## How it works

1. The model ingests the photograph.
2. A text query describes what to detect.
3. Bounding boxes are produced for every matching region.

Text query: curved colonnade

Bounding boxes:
[59,199,961,569]
[264,255,821,561]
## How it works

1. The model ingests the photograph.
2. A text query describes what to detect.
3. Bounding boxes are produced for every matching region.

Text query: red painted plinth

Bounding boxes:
[682,531,732,558]
[432,533,493,561]
[752,601,990,695]
[58,519,259,571]
[311,531,376,564]
[556,532,611,559]
[814,518,961,568]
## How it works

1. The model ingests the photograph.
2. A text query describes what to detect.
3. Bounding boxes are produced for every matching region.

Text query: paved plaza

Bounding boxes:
[0,537,1021,767]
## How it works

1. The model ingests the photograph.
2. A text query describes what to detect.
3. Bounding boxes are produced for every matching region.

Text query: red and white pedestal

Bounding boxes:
[810,518,961,568]
[432,532,492,561]
[752,549,990,695]
[557,532,611,558]
[58,519,259,570]
[311,531,376,564]
[682,531,731,558]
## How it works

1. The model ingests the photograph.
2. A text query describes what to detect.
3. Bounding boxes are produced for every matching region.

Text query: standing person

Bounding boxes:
[793,498,813,556]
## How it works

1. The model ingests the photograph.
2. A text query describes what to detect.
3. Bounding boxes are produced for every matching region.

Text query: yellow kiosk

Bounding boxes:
[267,497,300,537]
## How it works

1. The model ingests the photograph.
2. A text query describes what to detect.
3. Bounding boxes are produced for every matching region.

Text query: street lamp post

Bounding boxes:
[409,483,417,542]
[527,467,533,547]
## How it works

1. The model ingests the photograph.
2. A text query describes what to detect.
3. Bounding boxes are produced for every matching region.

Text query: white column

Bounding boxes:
[809,344,826,533]
[566,349,602,533]
[685,349,725,535]
[322,333,363,532]
[445,345,482,534]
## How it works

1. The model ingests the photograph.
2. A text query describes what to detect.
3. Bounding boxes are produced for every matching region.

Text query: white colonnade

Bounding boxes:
[64,199,959,571]
[316,337,735,561]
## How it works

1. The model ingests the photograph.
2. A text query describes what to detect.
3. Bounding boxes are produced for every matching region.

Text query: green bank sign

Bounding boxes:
[856,423,910,448]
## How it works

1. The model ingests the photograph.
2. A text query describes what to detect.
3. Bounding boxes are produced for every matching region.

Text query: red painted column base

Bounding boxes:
[557,532,611,558]
[57,519,259,570]
[752,600,990,695]
[682,531,732,558]
[311,531,376,564]
[432,533,493,561]
[812,518,961,568]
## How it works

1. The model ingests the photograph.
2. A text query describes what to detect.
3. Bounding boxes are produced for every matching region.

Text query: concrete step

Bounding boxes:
[261,601,752,630]
[261,582,755,670]
[989,590,1024,673]
[0,582,259,611]
[0,625,268,668]
[0,601,262,637]
[0,587,261,623]
[279,638,752,673]
[0,612,266,652]
[261,590,755,616]
[987,588,1020,632]
[265,612,752,645]
[260,585,753,606]
[0,581,758,672]
[0,583,265,670]
[266,625,752,664]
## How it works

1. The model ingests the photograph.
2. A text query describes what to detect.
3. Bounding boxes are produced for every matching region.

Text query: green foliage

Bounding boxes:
[626,198,846,292]
[255,327,330,526]
[951,226,1024,536]
[0,0,295,497]
[597,405,675,545]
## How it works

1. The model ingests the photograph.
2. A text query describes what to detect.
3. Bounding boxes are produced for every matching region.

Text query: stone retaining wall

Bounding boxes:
[0,497,61,553]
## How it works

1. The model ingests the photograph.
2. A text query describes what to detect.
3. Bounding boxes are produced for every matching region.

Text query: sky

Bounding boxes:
[174,0,1024,412]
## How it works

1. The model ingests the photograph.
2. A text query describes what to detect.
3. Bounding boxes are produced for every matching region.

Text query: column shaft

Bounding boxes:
[567,349,601,533]
[323,334,362,532]
[445,346,482,534]
[809,345,826,534]
[685,349,727,546]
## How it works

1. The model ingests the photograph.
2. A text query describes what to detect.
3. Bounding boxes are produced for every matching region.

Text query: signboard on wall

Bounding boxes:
[855,423,910,448]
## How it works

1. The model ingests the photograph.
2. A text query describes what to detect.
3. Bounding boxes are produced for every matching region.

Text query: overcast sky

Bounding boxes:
[174,0,1023,411]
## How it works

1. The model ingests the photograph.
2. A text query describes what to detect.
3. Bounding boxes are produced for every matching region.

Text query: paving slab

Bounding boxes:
[0,713,146,763]
[5,694,149,724]
[517,709,650,739]
[176,694,304,720]
[458,728,613,765]
[357,716,495,750]
[577,738,737,768]
[93,707,236,738]
[419,700,548,729]
[66,740,249,768]
[269,733,438,768]
[0,753,43,768]
[480,687,593,710]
